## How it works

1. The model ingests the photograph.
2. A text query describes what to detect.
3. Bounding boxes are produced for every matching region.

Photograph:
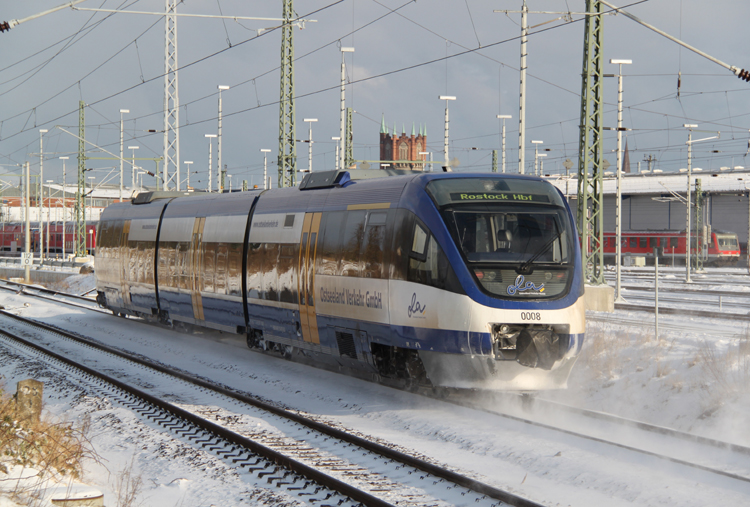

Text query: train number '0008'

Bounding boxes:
[521,312,542,321]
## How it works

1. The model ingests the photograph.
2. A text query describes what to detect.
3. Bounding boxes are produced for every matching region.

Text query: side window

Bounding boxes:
[227,242,242,296]
[407,218,463,294]
[246,242,263,299]
[317,211,345,275]
[278,244,297,303]
[362,212,386,279]
[670,237,679,248]
[340,210,366,277]
[389,209,414,280]
[202,243,215,293]
[639,237,647,248]
[412,223,428,259]
[215,243,228,295]
[629,237,637,248]
[263,243,280,301]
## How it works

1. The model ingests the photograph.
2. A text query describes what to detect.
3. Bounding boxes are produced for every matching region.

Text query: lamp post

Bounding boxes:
[531,140,543,176]
[538,153,547,176]
[119,109,129,201]
[59,156,69,259]
[304,118,318,173]
[684,124,698,283]
[339,47,355,172]
[184,160,193,190]
[128,146,139,190]
[46,180,52,258]
[260,149,271,189]
[497,114,512,173]
[610,58,632,301]
[419,151,432,172]
[87,176,95,253]
[217,85,230,192]
[24,162,30,283]
[331,137,340,171]
[205,134,217,191]
[39,128,48,262]
[439,95,456,171]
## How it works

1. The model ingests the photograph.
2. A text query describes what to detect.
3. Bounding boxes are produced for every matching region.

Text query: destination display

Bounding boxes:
[449,192,550,203]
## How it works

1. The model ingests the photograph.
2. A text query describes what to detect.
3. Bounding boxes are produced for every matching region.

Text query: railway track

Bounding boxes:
[0,308,540,507]
[7,283,750,504]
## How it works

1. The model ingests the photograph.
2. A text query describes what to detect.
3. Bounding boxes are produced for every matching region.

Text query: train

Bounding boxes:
[602,229,741,266]
[95,170,586,391]
[0,222,97,257]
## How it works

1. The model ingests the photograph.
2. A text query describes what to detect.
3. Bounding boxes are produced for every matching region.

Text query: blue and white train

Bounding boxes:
[95,170,585,390]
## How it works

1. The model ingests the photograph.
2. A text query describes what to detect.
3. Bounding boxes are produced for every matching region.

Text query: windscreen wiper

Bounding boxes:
[516,229,562,275]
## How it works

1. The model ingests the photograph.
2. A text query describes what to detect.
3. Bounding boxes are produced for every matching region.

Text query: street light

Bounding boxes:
[331,137,341,171]
[217,85,230,193]
[119,109,129,201]
[531,140,543,176]
[39,128,48,262]
[538,153,547,175]
[684,123,698,283]
[128,146,139,190]
[439,95,456,171]
[497,114,512,173]
[59,156,69,259]
[260,149,271,189]
[205,134,217,192]
[609,59,632,302]
[419,151,432,172]
[303,118,318,173]
[46,180,53,258]
[87,177,95,248]
[339,48,355,171]
[184,160,193,190]
[339,47,355,172]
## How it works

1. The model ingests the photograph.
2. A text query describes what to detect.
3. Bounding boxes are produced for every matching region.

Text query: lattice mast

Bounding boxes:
[576,0,605,285]
[75,101,86,257]
[278,0,296,187]
[163,0,179,191]
[345,107,354,169]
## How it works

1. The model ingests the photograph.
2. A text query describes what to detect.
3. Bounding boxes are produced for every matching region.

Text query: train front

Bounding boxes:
[403,175,585,390]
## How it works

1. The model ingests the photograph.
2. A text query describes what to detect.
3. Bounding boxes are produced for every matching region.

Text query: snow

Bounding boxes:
[2,272,750,506]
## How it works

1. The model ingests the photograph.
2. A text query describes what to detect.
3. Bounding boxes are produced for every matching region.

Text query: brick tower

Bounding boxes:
[379,116,427,170]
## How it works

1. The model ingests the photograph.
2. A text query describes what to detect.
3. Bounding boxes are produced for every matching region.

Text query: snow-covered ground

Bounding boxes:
[2,272,750,506]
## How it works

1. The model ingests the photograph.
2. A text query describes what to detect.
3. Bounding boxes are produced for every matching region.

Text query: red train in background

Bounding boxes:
[0,222,97,257]
[602,229,740,266]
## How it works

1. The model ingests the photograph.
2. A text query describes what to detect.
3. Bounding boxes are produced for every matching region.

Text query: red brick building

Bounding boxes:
[379,116,427,170]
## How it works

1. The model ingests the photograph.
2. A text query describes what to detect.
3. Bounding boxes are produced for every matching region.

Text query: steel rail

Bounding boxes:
[0,308,542,507]
[0,321,395,507]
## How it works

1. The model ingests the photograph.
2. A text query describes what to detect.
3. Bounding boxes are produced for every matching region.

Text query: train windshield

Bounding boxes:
[427,178,574,299]
[716,233,738,249]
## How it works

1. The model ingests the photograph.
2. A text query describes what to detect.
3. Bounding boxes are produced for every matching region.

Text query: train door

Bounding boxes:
[191,217,206,322]
[121,220,132,306]
[297,212,321,344]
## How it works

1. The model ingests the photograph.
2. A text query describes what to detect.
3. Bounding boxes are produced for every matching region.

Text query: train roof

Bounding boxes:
[100,170,558,221]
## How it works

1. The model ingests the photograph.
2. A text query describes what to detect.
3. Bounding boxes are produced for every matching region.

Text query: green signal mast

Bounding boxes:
[278,0,296,188]
[576,0,605,285]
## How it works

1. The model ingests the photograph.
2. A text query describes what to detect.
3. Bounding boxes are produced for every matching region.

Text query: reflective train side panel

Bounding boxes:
[96,172,585,391]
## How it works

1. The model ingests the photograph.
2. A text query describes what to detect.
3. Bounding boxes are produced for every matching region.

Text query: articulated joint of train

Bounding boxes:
[491,323,568,370]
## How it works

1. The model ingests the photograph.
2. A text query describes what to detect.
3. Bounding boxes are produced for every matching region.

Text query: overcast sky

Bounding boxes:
[1,0,749,191]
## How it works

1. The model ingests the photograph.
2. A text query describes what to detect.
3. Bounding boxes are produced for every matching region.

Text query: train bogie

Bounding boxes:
[96,171,586,391]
